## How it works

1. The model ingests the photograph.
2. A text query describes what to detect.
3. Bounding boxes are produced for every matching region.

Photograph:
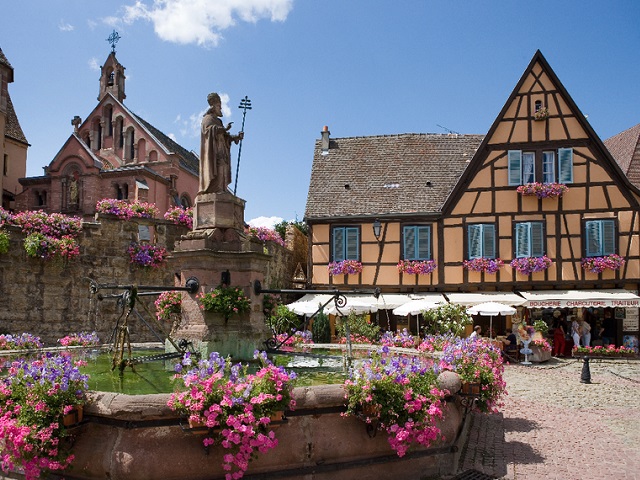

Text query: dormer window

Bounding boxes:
[534,100,543,113]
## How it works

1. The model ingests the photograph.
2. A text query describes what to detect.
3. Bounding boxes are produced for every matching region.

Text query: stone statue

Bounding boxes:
[198,93,243,195]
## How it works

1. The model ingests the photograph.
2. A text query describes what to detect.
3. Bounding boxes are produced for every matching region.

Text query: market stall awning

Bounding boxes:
[285,293,416,316]
[445,292,526,307]
[518,289,640,308]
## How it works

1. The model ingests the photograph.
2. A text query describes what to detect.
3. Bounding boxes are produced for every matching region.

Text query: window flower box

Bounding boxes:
[581,254,625,273]
[510,255,552,275]
[463,257,504,274]
[397,259,437,275]
[516,182,569,199]
[533,107,549,121]
[197,286,251,320]
[328,260,363,276]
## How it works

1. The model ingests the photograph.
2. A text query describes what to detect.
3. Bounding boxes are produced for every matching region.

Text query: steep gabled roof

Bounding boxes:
[0,48,14,82]
[305,133,484,220]
[4,93,27,145]
[604,123,640,189]
[443,50,640,213]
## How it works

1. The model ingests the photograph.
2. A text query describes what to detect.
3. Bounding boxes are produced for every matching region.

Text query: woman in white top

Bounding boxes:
[580,319,592,347]
[571,318,582,348]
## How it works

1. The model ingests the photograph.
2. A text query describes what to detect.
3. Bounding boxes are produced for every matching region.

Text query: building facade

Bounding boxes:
[0,47,28,211]
[15,49,199,219]
[305,51,640,348]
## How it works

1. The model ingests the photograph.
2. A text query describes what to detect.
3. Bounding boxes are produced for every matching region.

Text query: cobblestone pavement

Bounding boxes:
[458,357,640,480]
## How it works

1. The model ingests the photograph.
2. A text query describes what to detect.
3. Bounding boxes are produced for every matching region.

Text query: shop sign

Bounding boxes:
[623,308,639,331]
[526,299,640,308]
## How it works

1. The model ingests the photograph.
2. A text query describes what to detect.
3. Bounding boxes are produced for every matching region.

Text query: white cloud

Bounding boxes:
[59,21,74,32]
[175,93,233,138]
[121,0,293,47]
[248,216,284,229]
[88,57,100,72]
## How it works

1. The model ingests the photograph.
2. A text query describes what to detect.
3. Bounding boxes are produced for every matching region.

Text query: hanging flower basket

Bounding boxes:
[328,260,363,275]
[510,256,552,275]
[581,254,625,273]
[533,107,549,121]
[517,182,569,199]
[463,257,504,274]
[197,285,251,320]
[397,259,437,275]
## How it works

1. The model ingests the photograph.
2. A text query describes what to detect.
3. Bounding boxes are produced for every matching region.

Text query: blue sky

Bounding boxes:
[3,1,640,226]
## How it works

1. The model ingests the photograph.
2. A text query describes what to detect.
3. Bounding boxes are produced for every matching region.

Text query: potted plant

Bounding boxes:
[516,182,569,199]
[197,285,251,321]
[510,256,552,275]
[343,347,448,457]
[580,254,625,273]
[396,259,437,275]
[168,351,296,478]
[533,107,549,121]
[463,257,504,274]
[0,353,89,480]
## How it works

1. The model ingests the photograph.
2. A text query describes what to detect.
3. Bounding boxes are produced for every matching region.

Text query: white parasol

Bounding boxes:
[466,302,517,339]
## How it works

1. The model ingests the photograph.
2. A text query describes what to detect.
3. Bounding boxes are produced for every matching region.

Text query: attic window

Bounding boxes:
[383,183,400,189]
[534,100,543,113]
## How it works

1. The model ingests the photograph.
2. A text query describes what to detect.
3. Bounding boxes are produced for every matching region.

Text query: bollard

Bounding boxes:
[580,356,591,384]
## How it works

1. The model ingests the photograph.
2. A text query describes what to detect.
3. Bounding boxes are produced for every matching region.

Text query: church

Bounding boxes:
[15,41,199,219]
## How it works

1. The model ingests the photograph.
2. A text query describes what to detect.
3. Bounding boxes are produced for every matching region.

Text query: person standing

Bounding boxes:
[552,316,566,356]
[580,318,592,347]
[570,317,582,349]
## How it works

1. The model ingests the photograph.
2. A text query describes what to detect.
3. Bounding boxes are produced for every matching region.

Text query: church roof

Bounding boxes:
[305,133,484,220]
[604,123,640,188]
[132,113,199,176]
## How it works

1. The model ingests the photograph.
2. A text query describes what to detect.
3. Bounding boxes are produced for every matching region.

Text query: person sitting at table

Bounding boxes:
[469,325,481,338]
[502,328,518,355]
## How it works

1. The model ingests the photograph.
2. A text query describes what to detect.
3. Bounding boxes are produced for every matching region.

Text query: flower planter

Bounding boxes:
[62,405,84,426]
[529,345,551,363]
[269,410,286,429]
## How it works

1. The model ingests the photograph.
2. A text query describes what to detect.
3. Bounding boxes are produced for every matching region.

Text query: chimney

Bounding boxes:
[321,125,330,156]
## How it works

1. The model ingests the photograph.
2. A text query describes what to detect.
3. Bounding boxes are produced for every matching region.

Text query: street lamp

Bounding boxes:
[373,219,382,241]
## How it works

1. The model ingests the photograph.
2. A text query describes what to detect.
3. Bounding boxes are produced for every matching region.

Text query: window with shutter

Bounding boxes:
[403,225,431,260]
[468,224,496,259]
[508,151,522,186]
[558,148,573,184]
[584,220,616,257]
[514,222,545,258]
[542,151,555,183]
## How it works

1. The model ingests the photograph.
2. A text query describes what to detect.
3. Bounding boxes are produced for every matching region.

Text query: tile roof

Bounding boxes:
[305,133,484,220]
[0,48,13,77]
[132,113,199,176]
[604,123,640,188]
[4,93,27,144]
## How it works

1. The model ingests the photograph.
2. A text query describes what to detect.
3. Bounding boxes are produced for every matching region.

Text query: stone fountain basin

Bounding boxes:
[64,383,467,480]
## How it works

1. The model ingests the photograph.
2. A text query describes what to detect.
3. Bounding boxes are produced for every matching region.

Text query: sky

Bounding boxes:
[3,1,640,227]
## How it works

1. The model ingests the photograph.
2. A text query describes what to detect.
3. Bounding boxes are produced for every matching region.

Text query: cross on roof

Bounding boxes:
[107,30,121,53]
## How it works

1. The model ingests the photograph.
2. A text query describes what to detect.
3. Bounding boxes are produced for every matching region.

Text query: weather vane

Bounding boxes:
[107,30,121,53]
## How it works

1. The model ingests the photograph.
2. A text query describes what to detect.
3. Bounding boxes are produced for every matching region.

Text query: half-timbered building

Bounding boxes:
[304,50,640,348]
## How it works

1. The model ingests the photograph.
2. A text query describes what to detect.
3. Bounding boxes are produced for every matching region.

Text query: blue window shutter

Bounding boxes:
[468,225,482,259]
[483,224,496,259]
[404,226,416,259]
[585,221,601,257]
[602,220,615,255]
[345,227,359,260]
[531,222,545,257]
[508,150,522,186]
[515,223,530,258]
[417,226,431,259]
[558,148,574,183]
[333,228,345,262]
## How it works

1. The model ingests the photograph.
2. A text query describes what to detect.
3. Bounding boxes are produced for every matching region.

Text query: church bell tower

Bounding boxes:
[98,31,126,102]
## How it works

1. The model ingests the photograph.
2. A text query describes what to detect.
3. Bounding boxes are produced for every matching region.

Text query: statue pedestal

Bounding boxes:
[194,192,245,230]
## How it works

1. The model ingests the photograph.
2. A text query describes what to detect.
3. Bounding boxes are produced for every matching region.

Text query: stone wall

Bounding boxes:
[0,214,292,345]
